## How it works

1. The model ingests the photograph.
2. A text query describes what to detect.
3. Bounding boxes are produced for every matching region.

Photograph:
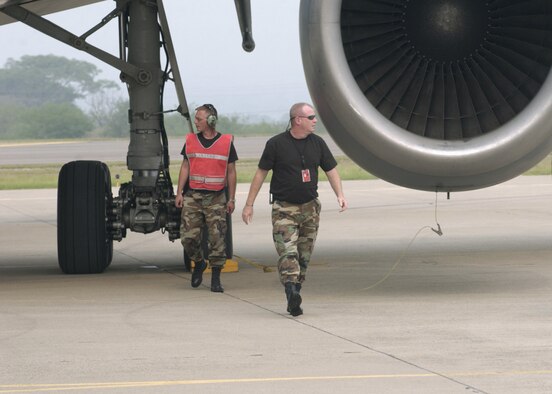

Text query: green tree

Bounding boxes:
[101,99,130,137]
[0,55,117,107]
[164,112,189,136]
[162,112,290,137]
[0,103,24,139]
[0,55,122,139]
[8,103,93,139]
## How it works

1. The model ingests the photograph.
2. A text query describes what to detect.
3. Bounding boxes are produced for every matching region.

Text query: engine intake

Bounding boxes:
[300,0,552,191]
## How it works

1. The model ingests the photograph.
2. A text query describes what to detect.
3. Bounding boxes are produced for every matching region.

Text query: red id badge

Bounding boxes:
[301,169,311,183]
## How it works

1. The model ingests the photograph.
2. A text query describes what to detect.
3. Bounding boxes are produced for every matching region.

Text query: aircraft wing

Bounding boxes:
[0,0,105,26]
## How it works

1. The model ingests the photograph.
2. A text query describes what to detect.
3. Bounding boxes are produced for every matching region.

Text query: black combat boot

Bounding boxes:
[211,266,224,293]
[285,282,303,316]
[191,260,207,288]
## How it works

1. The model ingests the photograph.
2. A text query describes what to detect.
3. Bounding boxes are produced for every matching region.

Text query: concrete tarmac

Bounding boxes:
[1,177,552,393]
[0,136,343,165]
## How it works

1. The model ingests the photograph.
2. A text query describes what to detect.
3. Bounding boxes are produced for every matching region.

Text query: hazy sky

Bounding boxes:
[0,0,310,120]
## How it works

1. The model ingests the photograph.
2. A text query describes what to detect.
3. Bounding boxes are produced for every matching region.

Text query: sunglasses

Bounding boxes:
[295,114,316,120]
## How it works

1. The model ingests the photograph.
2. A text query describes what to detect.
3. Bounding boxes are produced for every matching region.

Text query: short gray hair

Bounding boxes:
[289,102,313,119]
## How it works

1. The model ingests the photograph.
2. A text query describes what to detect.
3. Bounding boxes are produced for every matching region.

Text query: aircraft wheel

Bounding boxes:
[57,161,113,274]
[102,162,114,267]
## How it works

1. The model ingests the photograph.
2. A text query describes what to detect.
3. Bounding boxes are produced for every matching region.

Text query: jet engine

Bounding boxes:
[300,0,552,191]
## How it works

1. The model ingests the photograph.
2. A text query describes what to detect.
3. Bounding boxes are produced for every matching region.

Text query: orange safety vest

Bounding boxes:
[185,133,233,191]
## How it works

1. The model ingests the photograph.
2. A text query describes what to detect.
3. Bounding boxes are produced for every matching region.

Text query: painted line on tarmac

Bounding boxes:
[1,370,551,392]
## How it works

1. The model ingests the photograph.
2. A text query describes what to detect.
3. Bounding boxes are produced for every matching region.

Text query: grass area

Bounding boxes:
[1,155,551,190]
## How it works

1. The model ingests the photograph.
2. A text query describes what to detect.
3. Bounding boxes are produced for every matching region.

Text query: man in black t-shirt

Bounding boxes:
[242,102,347,316]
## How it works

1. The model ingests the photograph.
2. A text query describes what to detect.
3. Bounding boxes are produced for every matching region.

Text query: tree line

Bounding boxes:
[0,55,310,140]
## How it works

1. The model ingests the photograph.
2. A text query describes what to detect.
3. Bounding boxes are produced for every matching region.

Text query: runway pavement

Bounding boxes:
[1,177,552,393]
[0,135,343,165]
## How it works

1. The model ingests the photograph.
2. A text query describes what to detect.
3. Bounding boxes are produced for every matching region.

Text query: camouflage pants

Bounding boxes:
[180,190,227,268]
[272,199,321,285]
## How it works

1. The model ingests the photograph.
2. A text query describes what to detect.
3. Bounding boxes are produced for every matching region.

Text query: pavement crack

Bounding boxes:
[0,201,57,227]
[151,266,490,393]
[286,318,490,394]
[182,285,491,394]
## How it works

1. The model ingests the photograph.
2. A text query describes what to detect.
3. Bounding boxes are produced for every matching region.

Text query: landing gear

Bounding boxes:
[57,161,113,274]
[46,0,244,274]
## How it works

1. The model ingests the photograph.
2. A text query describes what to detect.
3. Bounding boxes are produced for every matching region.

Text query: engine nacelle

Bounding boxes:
[300,0,552,191]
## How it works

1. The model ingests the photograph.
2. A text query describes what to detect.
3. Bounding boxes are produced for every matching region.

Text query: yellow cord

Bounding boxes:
[233,254,274,272]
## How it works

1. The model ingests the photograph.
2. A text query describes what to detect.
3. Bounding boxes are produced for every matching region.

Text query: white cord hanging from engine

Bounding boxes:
[362,191,443,291]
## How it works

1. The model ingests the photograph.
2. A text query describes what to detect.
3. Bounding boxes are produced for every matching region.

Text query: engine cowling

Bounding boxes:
[300,0,552,191]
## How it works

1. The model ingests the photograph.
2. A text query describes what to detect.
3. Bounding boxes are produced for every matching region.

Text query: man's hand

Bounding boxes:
[338,197,348,212]
[242,205,254,224]
[175,194,184,208]
[226,201,235,214]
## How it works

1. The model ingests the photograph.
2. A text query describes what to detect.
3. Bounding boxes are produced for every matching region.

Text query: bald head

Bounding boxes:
[289,102,313,119]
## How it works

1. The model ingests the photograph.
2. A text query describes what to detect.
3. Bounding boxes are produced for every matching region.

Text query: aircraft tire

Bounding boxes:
[57,160,113,274]
[102,162,113,267]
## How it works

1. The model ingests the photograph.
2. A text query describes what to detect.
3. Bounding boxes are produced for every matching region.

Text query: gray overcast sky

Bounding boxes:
[0,0,310,120]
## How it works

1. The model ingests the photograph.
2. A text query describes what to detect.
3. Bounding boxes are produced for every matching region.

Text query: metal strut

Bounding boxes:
[0,4,145,85]
[156,0,194,133]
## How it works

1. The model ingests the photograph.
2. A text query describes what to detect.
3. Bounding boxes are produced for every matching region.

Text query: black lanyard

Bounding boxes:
[289,132,309,169]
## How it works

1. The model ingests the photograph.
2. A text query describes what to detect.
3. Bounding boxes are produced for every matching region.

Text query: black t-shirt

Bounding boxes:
[180,132,238,163]
[258,131,337,204]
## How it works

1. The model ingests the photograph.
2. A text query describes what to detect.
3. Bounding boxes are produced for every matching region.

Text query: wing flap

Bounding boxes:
[0,0,105,26]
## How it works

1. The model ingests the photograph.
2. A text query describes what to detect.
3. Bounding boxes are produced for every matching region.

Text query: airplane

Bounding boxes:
[0,0,551,275]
